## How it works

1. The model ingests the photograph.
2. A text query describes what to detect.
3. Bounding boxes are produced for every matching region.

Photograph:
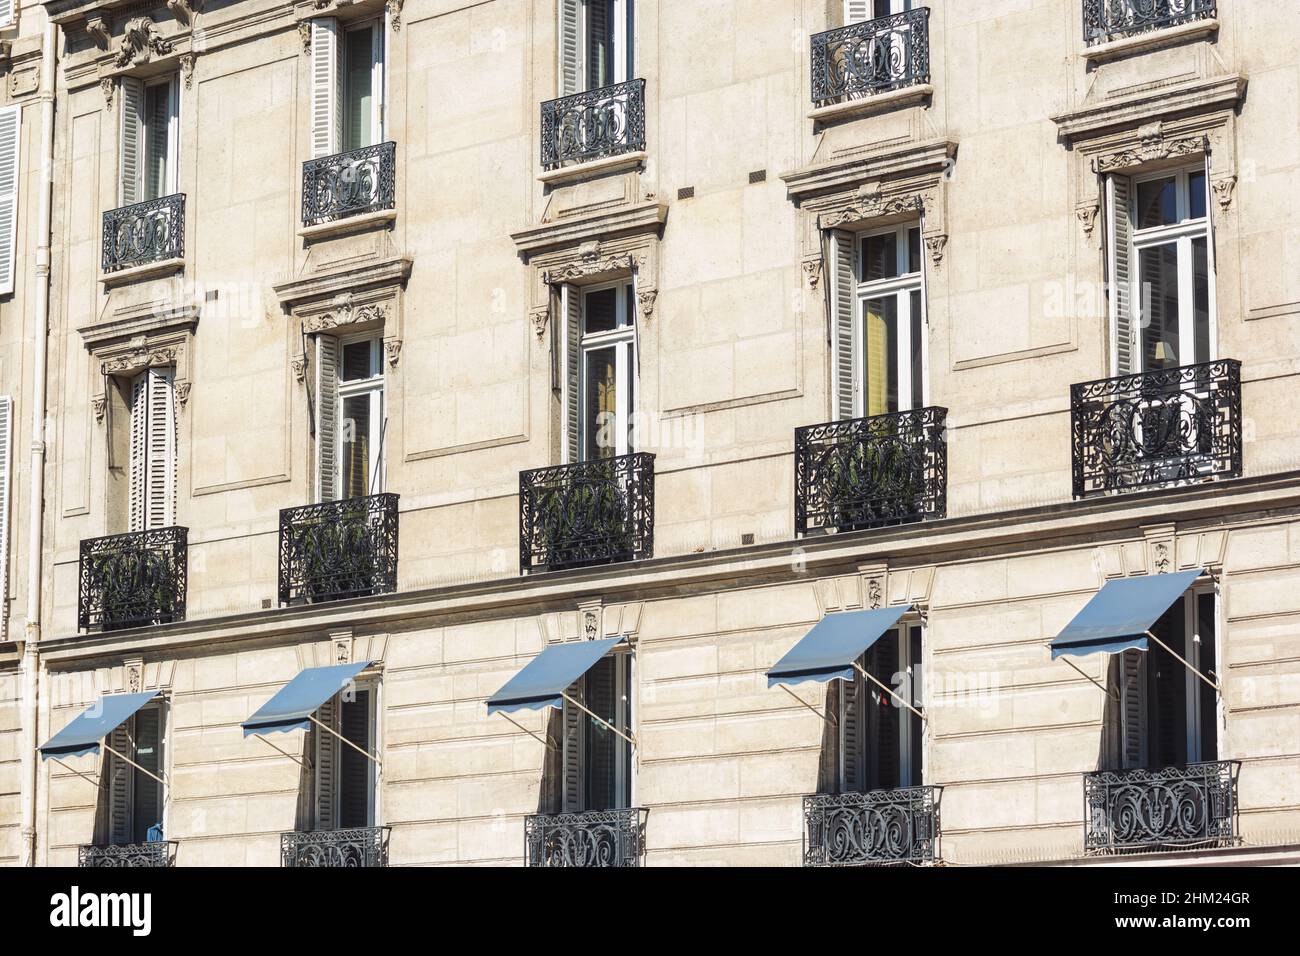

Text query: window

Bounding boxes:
[845,0,917,23]
[102,701,167,845]
[310,17,385,157]
[316,333,386,501]
[120,75,179,205]
[1113,590,1218,769]
[560,0,634,95]
[0,105,20,295]
[0,394,10,642]
[839,624,924,792]
[562,652,633,812]
[127,368,177,532]
[581,282,636,460]
[858,224,925,417]
[312,684,377,830]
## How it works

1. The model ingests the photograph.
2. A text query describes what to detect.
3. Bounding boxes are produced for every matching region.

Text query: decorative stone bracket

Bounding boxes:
[812,563,935,615]
[79,305,199,423]
[539,600,645,647]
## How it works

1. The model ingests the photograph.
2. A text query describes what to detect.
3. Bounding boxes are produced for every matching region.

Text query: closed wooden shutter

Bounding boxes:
[0,106,20,296]
[0,0,15,30]
[1119,648,1147,769]
[127,373,149,532]
[0,395,10,642]
[145,368,177,530]
[338,689,372,828]
[559,0,582,96]
[132,707,163,841]
[561,679,585,812]
[1106,174,1135,375]
[840,668,864,793]
[845,1,873,24]
[107,722,135,845]
[562,284,581,464]
[310,19,342,158]
[830,229,857,420]
[119,77,144,205]
[315,335,339,501]
[314,696,339,830]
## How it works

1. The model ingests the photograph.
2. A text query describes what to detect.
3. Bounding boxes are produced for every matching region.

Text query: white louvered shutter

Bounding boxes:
[127,373,149,532]
[0,395,11,641]
[845,1,873,24]
[1106,174,1135,375]
[107,722,135,845]
[0,0,15,30]
[314,696,339,830]
[1120,649,1147,769]
[119,77,144,206]
[315,335,339,501]
[830,230,858,420]
[146,368,176,530]
[1203,153,1218,361]
[559,0,582,96]
[562,284,582,463]
[561,679,585,812]
[0,106,20,296]
[310,19,342,158]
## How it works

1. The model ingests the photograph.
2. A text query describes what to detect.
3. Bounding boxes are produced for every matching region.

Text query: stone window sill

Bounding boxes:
[299,207,397,241]
[1085,19,1218,63]
[808,84,934,125]
[100,257,185,287]
[538,150,647,186]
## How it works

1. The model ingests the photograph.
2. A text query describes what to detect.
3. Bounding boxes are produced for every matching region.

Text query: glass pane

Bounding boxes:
[907,625,923,788]
[343,26,375,151]
[144,82,171,201]
[1196,592,1217,761]
[584,345,618,459]
[584,287,618,334]
[341,393,372,497]
[586,0,613,89]
[908,228,921,274]
[338,690,372,828]
[1188,170,1207,220]
[1147,599,1189,767]
[1136,176,1178,229]
[909,290,923,409]
[1193,237,1210,364]
[864,296,899,416]
[131,708,163,843]
[341,340,374,381]
[1138,243,1181,370]
[862,232,899,282]
[864,631,901,791]
[583,656,620,811]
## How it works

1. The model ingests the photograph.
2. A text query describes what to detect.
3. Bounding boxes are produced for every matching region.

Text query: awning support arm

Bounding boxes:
[101,741,167,789]
[49,756,101,790]
[779,684,836,727]
[308,713,383,768]
[561,692,637,748]
[852,662,927,722]
[1060,655,1119,701]
[252,732,309,770]
[497,711,558,751]
[1146,630,1221,695]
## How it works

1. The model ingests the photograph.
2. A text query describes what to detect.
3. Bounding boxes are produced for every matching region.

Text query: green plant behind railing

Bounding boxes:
[290,503,380,601]
[533,460,635,567]
[822,429,924,530]
[88,549,175,627]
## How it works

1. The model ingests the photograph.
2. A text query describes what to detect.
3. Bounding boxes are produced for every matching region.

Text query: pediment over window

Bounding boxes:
[79,302,198,422]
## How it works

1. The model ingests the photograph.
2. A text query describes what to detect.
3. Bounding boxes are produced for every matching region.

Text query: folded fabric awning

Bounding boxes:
[1050,569,1202,659]
[38,691,161,760]
[242,661,373,736]
[767,606,910,688]
[487,637,624,714]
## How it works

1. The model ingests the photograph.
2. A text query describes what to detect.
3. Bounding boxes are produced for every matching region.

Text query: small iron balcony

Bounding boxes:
[525,808,648,867]
[301,142,397,226]
[78,527,188,633]
[278,493,399,606]
[804,786,941,866]
[281,827,391,867]
[1083,0,1216,46]
[795,406,947,536]
[78,842,176,867]
[101,194,185,273]
[1083,762,1240,854]
[540,79,646,170]
[1070,359,1242,499]
[810,7,931,107]
[520,452,655,573]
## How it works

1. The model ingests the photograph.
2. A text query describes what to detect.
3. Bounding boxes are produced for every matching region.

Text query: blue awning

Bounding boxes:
[767,606,911,688]
[38,691,161,760]
[242,661,373,736]
[1051,569,1202,659]
[487,637,625,715]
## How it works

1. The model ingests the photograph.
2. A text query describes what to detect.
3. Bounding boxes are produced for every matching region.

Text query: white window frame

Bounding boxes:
[110,698,169,845]
[854,222,927,418]
[342,17,385,150]
[336,332,386,497]
[579,280,636,460]
[142,74,180,200]
[839,620,926,791]
[569,0,634,93]
[1184,585,1219,763]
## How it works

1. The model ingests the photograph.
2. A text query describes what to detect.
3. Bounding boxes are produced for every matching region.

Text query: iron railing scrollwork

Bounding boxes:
[281,827,391,867]
[78,527,188,633]
[1084,762,1239,853]
[540,79,646,169]
[525,808,648,867]
[810,7,931,107]
[1070,360,1241,499]
[101,194,185,273]
[795,407,947,536]
[78,842,176,867]
[804,786,941,866]
[301,142,397,225]
[1083,0,1216,45]
[278,493,399,606]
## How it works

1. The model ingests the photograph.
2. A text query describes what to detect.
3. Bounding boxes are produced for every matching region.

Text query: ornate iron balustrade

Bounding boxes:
[540,79,646,169]
[278,493,399,606]
[520,453,655,573]
[302,142,397,226]
[281,827,391,867]
[101,194,185,273]
[1070,359,1241,499]
[1084,762,1239,853]
[795,406,947,536]
[1083,0,1216,45]
[78,527,188,633]
[79,842,176,867]
[811,7,930,107]
[525,808,648,867]
[804,786,941,866]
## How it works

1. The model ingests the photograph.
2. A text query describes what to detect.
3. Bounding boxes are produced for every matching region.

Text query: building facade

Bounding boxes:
[0,0,1298,866]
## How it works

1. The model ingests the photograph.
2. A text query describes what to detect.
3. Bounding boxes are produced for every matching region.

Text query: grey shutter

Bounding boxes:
[1120,648,1147,769]
[562,284,581,464]
[314,696,339,830]
[559,0,582,95]
[840,667,864,793]
[0,105,20,296]
[127,373,149,532]
[315,335,339,501]
[0,395,11,642]
[107,722,134,845]
[131,707,163,840]
[561,678,585,812]
[1106,174,1135,375]
[830,229,857,420]
[337,689,371,828]
[310,19,342,158]
[119,77,144,206]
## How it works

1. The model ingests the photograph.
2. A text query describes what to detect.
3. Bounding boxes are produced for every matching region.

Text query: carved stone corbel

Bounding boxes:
[167,0,197,24]
[529,305,550,340]
[290,354,307,384]
[924,233,948,270]
[386,0,404,30]
[801,253,822,290]
[636,287,658,320]
[179,53,196,89]
[175,381,192,412]
[86,15,111,49]
[115,17,175,70]
[383,338,402,368]
[91,395,107,425]
[101,77,115,110]
[1075,201,1100,240]
[1211,175,1236,211]
[298,20,312,53]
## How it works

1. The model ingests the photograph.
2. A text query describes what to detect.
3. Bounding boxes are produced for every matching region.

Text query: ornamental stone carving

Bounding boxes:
[115,17,175,70]
[1075,201,1100,239]
[100,346,178,377]
[636,287,658,319]
[302,293,389,333]
[101,77,115,109]
[384,338,402,368]
[802,254,822,290]
[167,0,198,24]
[529,305,549,339]
[1211,176,1236,210]
[1092,124,1207,174]
[542,252,643,285]
[387,0,404,30]
[86,15,111,48]
[924,233,948,269]
[819,190,926,230]
[180,53,196,89]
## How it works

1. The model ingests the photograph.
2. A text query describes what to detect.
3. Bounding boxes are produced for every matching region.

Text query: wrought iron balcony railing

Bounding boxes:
[1070,359,1241,499]
[281,827,391,867]
[302,142,397,226]
[78,527,188,633]
[278,493,399,606]
[102,194,185,273]
[1084,762,1239,853]
[78,842,177,867]
[804,786,941,866]
[525,808,648,867]
[520,452,655,573]
[795,406,947,536]
[1083,0,1216,46]
[540,79,646,170]
[811,7,931,107]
